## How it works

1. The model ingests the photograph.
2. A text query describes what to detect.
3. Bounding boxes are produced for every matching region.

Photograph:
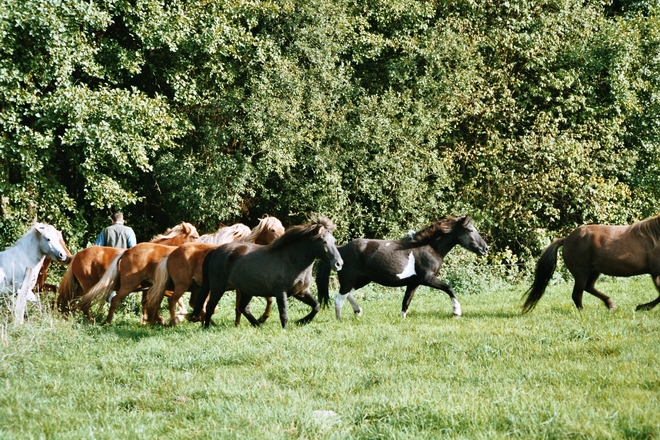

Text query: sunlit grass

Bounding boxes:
[0,276,659,438]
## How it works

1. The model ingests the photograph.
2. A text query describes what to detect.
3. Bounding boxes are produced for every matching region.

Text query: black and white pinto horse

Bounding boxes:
[317,215,489,319]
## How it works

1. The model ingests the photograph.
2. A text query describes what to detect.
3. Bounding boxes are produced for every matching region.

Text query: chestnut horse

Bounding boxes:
[57,222,199,321]
[317,216,489,319]
[523,214,660,313]
[193,217,343,329]
[146,216,285,326]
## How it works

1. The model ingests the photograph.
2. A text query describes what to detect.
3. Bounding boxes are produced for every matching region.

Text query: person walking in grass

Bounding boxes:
[94,211,136,302]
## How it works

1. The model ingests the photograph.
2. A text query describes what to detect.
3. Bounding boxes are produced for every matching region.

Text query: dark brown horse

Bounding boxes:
[317,216,489,319]
[58,222,199,321]
[145,217,285,326]
[523,214,660,313]
[193,217,343,329]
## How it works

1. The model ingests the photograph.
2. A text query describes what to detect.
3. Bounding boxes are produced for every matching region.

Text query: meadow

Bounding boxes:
[0,275,659,439]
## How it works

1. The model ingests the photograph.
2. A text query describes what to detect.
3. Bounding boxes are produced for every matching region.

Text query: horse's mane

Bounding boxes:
[407,216,466,246]
[151,222,197,242]
[265,217,336,252]
[244,216,283,243]
[198,223,251,245]
[630,214,660,246]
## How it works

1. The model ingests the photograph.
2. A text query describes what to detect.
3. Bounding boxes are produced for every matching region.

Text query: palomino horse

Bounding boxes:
[317,216,489,319]
[193,217,343,329]
[58,222,199,321]
[0,223,72,296]
[145,217,285,326]
[523,214,660,313]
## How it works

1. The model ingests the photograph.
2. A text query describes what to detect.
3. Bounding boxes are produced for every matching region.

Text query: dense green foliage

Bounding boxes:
[1,277,659,438]
[1,0,659,257]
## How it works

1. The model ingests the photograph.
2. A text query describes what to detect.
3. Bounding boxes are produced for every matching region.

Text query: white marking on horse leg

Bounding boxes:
[335,293,349,320]
[347,291,362,316]
[397,252,417,279]
[452,297,462,317]
[401,311,407,319]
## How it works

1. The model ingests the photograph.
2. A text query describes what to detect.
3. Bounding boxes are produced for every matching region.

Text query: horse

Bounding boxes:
[145,217,285,326]
[0,223,72,296]
[58,222,199,321]
[522,214,660,313]
[193,217,343,329]
[316,215,489,319]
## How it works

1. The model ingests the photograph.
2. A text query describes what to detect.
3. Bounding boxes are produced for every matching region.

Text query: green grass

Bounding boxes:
[1,277,659,439]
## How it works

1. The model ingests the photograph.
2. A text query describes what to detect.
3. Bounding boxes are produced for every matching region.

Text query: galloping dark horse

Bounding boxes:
[523,214,660,313]
[317,215,489,319]
[193,217,343,329]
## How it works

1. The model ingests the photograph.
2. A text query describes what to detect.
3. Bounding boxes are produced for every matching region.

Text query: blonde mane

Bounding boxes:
[198,223,251,245]
[244,216,284,243]
[151,222,198,242]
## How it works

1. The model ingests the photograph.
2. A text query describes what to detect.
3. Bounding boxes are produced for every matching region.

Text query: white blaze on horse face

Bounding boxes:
[452,297,462,317]
[397,252,417,279]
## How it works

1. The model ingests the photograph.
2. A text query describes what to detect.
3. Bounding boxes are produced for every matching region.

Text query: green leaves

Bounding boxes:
[1,0,659,260]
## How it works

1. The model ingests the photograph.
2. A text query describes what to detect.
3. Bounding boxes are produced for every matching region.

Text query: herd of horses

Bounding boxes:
[2,213,660,328]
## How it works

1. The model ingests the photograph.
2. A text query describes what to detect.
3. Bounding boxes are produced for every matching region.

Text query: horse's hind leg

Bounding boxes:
[293,290,320,326]
[585,272,615,310]
[420,277,461,317]
[636,274,660,311]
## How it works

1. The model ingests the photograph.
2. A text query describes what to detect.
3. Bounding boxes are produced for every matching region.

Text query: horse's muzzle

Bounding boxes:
[334,260,343,271]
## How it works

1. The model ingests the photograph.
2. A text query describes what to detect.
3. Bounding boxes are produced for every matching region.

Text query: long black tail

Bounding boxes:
[191,249,213,321]
[522,238,565,313]
[316,260,331,308]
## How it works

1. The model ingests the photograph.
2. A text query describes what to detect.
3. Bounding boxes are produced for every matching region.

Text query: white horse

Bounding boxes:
[0,223,71,295]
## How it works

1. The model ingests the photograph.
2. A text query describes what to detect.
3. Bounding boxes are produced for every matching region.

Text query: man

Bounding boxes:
[95,212,136,249]
[94,211,136,303]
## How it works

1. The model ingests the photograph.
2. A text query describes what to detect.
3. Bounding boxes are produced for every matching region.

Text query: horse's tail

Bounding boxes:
[57,260,80,314]
[191,250,213,321]
[316,259,331,308]
[522,238,565,313]
[145,256,170,323]
[77,252,124,310]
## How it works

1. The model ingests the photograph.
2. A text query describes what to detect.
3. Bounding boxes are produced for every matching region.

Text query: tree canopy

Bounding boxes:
[1,0,659,259]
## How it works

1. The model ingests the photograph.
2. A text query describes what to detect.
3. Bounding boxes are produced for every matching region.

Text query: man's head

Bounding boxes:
[111,212,125,224]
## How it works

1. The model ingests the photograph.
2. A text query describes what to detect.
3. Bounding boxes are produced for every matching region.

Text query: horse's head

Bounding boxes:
[182,222,200,241]
[253,216,285,245]
[455,216,489,256]
[312,217,343,271]
[34,223,72,263]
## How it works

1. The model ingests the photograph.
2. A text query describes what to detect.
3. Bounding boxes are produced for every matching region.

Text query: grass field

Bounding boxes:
[0,276,659,439]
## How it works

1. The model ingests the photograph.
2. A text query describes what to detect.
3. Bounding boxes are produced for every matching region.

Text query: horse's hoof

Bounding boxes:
[355,308,363,317]
[453,313,462,318]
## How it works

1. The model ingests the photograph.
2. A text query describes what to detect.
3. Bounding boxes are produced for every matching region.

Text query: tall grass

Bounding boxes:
[0,275,659,439]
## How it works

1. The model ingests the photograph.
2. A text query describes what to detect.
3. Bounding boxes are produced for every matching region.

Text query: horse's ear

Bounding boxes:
[459,215,471,226]
[34,223,46,235]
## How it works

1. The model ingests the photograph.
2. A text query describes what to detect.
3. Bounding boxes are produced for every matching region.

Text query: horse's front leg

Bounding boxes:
[275,292,288,329]
[421,277,461,317]
[258,297,273,323]
[636,274,660,311]
[401,284,420,318]
[293,290,320,325]
[238,293,260,327]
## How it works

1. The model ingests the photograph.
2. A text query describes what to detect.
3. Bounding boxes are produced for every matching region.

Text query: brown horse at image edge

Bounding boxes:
[522,214,660,313]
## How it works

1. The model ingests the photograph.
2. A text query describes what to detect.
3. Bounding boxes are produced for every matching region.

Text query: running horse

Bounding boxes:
[0,223,72,296]
[523,214,660,313]
[194,217,343,329]
[145,216,285,326]
[58,222,199,321]
[316,215,489,319]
